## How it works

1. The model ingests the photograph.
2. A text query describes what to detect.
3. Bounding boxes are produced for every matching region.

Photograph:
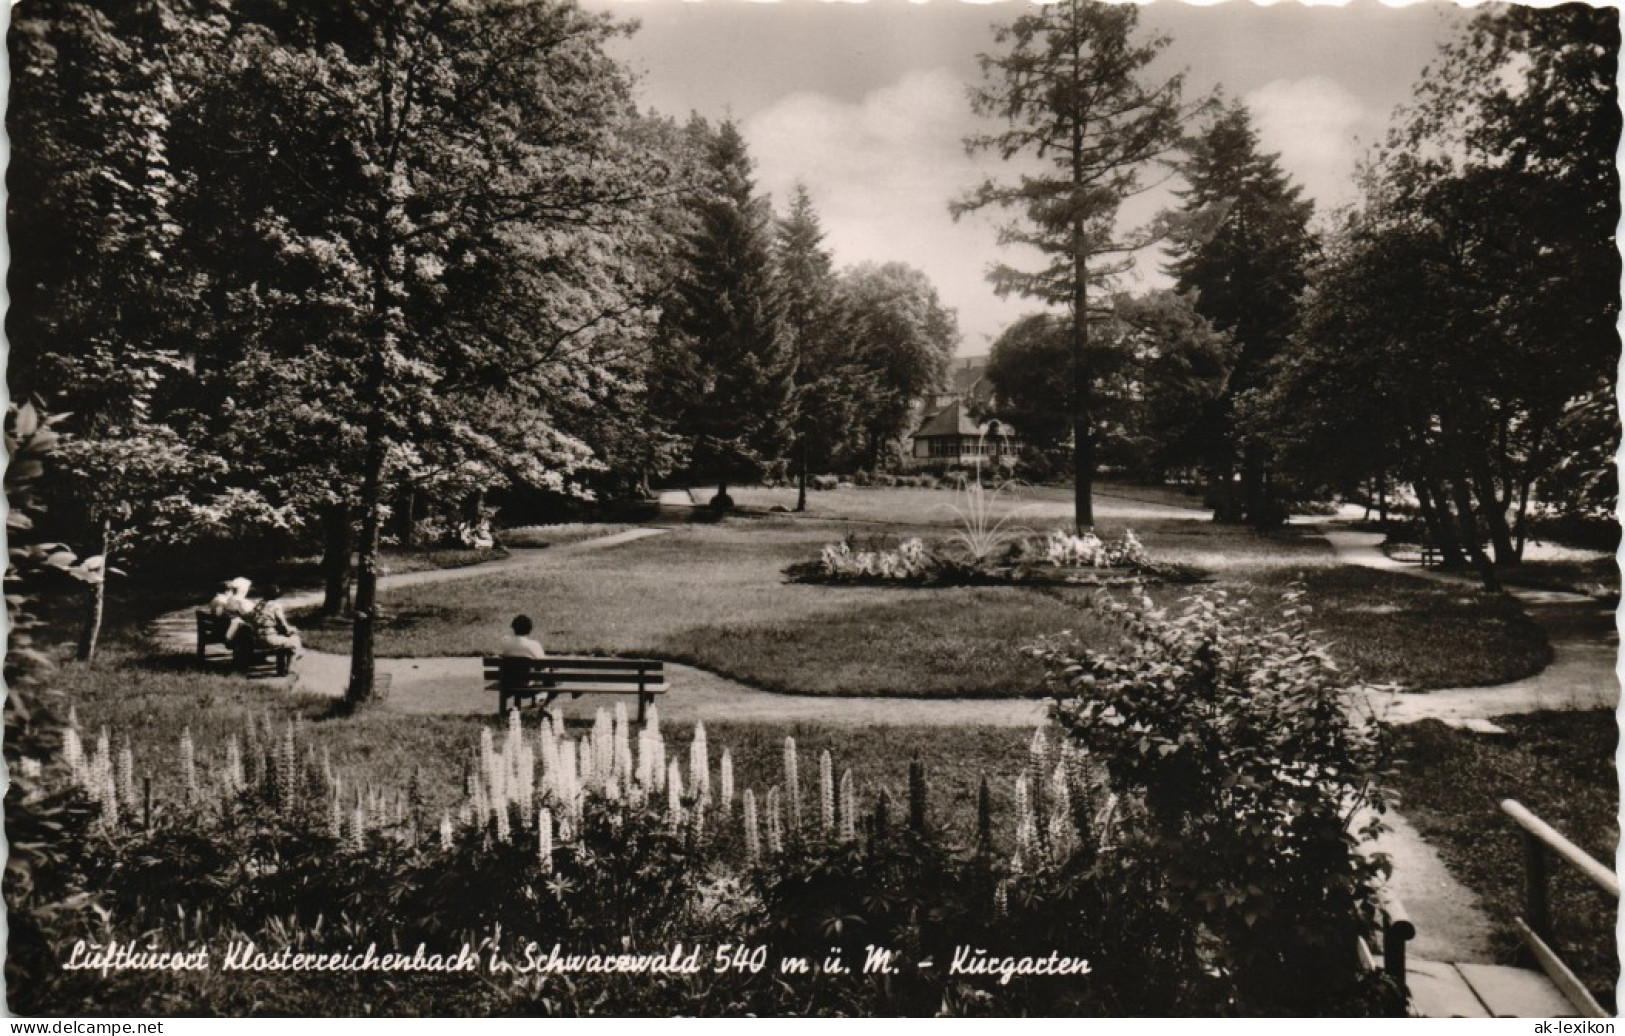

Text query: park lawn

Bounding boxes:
[295,512,1550,696]
[687,481,1212,527]
[1387,713,1618,1009]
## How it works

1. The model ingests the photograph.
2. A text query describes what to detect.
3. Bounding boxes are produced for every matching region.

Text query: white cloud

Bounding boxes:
[744,69,1036,353]
[1244,76,1383,214]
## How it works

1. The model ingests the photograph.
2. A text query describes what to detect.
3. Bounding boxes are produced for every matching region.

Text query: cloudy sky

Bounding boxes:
[579,0,1473,354]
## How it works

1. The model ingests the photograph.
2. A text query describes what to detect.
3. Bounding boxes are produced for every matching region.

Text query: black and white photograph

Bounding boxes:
[3,0,1619,1019]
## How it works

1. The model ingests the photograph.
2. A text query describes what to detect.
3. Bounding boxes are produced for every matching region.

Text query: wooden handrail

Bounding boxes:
[1500,799,1619,898]
[1500,798,1616,1017]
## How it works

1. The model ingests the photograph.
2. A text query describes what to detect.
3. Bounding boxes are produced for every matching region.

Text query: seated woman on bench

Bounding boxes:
[500,614,546,659]
[207,576,255,647]
[246,583,303,657]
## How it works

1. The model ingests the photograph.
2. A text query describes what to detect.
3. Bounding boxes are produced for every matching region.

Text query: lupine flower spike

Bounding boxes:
[818,750,835,836]
[838,770,856,843]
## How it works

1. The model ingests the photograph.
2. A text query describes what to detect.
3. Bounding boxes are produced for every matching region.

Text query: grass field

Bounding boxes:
[1387,712,1618,1009]
[293,494,1551,695]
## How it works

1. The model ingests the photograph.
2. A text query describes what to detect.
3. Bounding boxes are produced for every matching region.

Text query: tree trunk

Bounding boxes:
[347,432,386,705]
[1068,19,1093,534]
[1513,474,1533,563]
[320,504,353,616]
[796,432,808,512]
[1241,441,1267,526]
[1416,477,1465,569]
[1472,467,1516,567]
[76,517,111,662]
[1378,474,1388,526]
[1447,476,1501,592]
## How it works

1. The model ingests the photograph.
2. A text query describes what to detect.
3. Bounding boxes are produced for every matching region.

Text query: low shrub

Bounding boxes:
[1034,584,1399,1015]
[809,475,839,492]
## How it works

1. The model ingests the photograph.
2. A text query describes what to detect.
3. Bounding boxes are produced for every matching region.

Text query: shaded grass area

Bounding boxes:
[1497,557,1619,601]
[1257,567,1553,690]
[1387,713,1618,1009]
[298,516,1548,697]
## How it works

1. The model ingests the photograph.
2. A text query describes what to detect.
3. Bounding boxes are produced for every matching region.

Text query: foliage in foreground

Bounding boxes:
[10,583,1400,1017]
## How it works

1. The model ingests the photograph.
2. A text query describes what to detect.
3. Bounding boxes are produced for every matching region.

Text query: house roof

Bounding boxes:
[951,357,990,397]
[913,400,983,439]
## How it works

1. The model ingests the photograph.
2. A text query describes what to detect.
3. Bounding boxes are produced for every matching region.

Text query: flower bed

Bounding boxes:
[790,527,1180,587]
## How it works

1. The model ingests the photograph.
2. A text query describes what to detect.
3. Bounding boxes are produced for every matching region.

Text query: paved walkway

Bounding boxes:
[1324,530,1619,722]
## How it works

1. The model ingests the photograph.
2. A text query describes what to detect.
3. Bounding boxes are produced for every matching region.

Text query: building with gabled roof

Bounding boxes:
[906,400,1020,467]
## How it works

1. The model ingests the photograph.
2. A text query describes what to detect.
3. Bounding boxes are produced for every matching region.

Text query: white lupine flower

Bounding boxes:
[350,807,366,852]
[495,800,511,843]
[645,704,661,737]
[1048,809,1072,862]
[614,703,633,783]
[766,786,785,855]
[818,750,835,835]
[117,744,136,807]
[719,750,735,815]
[689,723,710,805]
[783,737,801,835]
[331,794,345,841]
[636,730,655,790]
[652,732,667,793]
[667,760,684,828]
[1051,762,1071,819]
[743,790,761,862]
[63,727,85,784]
[179,728,198,800]
[838,770,856,843]
[1029,728,1048,776]
[440,812,454,849]
[538,808,554,872]
[557,815,574,844]
[559,740,579,806]
[224,737,244,794]
[459,804,473,828]
[994,881,1009,918]
[593,709,613,787]
[517,744,536,814]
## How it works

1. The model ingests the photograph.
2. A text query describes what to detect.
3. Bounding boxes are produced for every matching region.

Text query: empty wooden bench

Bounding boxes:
[195,610,294,676]
[482,655,667,722]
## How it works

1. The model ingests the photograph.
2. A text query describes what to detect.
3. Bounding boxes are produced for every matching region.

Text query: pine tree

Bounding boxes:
[662,121,797,505]
[954,2,1206,531]
[1168,102,1317,525]
[777,184,862,507]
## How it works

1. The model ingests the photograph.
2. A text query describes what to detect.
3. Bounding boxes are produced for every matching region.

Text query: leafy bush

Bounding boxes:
[809,474,839,491]
[1033,584,1398,1015]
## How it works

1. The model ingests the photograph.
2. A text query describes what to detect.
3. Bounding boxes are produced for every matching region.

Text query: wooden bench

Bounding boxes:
[482,655,667,722]
[195,610,294,677]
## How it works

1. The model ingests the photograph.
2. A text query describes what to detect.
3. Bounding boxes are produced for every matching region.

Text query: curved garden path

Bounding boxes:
[1324,529,1619,723]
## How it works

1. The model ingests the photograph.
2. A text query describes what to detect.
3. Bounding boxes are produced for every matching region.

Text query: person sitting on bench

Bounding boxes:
[246,583,302,657]
[207,576,255,648]
[500,614,546,659]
